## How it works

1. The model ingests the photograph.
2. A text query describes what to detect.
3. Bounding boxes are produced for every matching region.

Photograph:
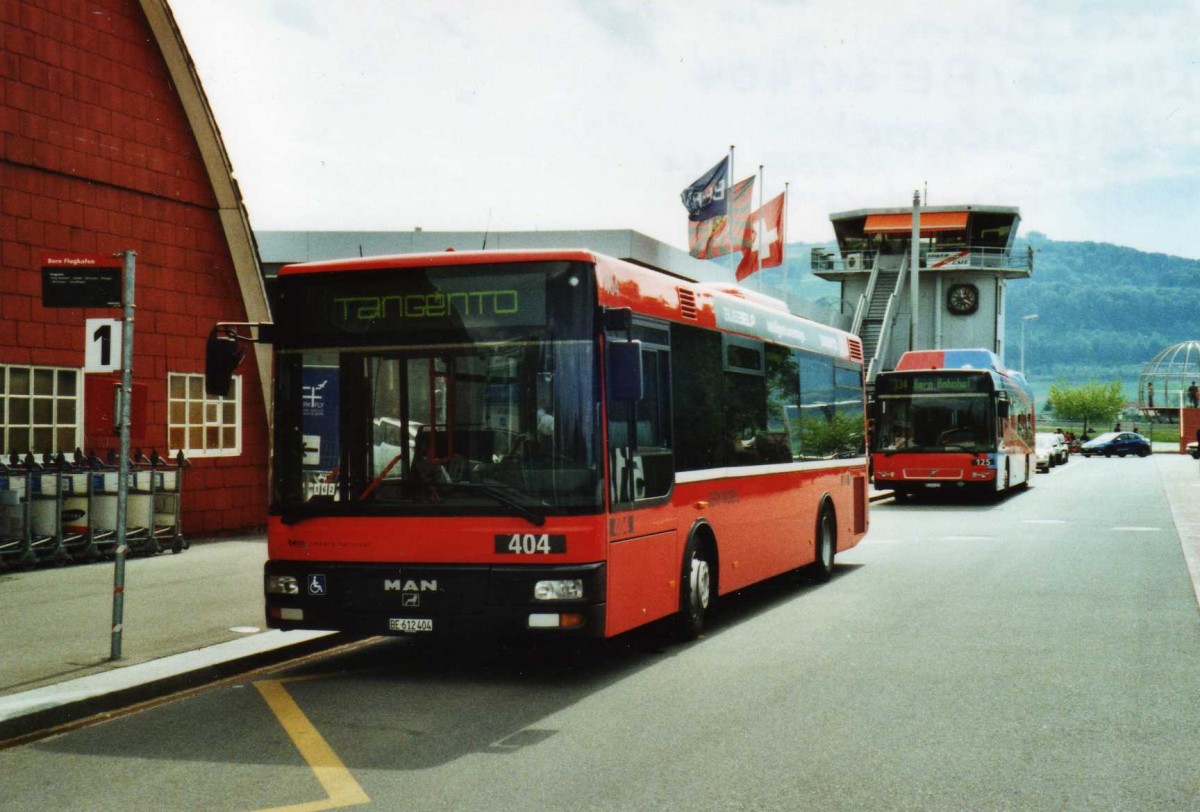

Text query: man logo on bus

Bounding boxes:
[307,574,326,596]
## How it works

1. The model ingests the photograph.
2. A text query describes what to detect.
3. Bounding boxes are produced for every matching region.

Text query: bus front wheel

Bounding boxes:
[809,503,836,583]
[675,536,714,641]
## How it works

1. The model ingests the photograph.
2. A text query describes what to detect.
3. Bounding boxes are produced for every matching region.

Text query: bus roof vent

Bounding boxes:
[677,287,698,320]
[847,336,864,362]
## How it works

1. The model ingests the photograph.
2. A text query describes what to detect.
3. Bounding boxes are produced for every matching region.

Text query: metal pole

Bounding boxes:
[111,249,135,661]
[727,145,735,276]
[782,181,789,298]
[1021,313,1038,376]
[1020,319,1026,375]
[757,164,764,292]
[910,190,921,350]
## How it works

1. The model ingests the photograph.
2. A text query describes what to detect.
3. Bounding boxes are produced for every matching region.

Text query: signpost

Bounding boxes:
[40,251,136,661]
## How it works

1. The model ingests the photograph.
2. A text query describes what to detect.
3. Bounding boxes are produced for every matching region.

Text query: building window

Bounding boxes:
[0,365,81,457]
[168,373,241,457]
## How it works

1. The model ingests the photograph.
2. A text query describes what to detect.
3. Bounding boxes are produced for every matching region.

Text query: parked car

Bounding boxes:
[1034,434,1055,472]
[1079,431,1151,458]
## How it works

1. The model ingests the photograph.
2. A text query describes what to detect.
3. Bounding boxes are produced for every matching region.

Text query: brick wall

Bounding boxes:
[2,0,268,534]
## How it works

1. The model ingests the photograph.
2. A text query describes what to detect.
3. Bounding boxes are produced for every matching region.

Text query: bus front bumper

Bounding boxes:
[264,561,607,638]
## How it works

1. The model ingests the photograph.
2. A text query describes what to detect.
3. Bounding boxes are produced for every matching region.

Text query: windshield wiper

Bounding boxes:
[444,482,546,526]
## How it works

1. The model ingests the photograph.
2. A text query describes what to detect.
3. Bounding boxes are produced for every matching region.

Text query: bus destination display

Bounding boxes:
[879,374,987,395]
[281,269,548,342]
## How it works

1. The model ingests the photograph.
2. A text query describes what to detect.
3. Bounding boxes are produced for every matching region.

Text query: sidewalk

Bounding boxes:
[0,534,340,744]
[1159,452,1200,611]
[2,462,1197,746]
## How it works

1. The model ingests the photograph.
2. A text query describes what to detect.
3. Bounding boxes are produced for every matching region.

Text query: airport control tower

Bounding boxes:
[812,201,1032,385]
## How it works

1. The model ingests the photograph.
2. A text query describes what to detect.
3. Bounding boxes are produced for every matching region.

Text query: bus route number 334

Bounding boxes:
[495,534,567,555]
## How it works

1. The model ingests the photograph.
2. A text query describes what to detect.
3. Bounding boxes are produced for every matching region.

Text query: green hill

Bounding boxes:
[1006,232,1200,380]
[765,234,1200,398]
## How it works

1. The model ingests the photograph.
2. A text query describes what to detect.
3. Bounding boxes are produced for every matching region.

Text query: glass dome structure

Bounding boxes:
[1139,340,1200,418]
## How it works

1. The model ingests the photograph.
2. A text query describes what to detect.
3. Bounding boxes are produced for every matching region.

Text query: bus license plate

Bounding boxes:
[389,618,433,633]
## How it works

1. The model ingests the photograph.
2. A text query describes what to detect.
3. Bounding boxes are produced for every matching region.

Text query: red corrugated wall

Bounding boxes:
[1,0,268,534]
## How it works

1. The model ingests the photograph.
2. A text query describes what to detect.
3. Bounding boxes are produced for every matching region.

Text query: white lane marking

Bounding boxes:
[1112,526,1162,532]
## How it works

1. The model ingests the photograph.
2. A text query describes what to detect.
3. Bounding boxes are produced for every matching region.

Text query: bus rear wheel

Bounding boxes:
[674,537,713,641]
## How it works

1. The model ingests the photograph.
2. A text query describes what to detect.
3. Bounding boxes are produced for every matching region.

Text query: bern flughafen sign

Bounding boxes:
[40,253,123,308]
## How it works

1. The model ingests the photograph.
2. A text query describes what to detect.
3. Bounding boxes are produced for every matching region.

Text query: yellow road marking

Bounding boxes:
[254,679,370,812]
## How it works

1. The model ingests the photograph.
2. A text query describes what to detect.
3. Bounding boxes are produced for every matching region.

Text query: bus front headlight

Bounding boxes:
[266,575,300,595]
[534,579,584,601]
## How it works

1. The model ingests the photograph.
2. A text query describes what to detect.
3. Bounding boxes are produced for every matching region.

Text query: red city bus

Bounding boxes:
[871,349,1035,500]
[207,249,869,639]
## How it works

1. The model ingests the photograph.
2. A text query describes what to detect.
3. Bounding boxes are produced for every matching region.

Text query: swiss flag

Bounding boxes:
[735,191,785,281]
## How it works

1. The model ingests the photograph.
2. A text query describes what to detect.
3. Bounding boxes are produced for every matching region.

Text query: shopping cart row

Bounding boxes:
[0,449,188,571]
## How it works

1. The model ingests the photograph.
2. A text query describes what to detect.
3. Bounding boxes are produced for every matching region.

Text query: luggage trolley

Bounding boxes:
[0,458,38,570]
[92,449,188,557]
[126,450,160,556]
[27,454,73,566]
[87,450,147,556]
[145,450,187,554]
[0,454,58,570]
[58,449,101,563]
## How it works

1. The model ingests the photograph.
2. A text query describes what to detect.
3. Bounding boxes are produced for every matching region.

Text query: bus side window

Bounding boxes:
[671,324,724,472]
[723,336,768,465]
[796,352,836,459]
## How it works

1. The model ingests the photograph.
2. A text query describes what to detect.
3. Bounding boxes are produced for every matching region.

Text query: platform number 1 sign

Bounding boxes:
[85,318,122,372]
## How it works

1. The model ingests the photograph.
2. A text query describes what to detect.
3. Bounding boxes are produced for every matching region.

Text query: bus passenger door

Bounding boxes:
[606,330,672,508]
[605,323,678,635]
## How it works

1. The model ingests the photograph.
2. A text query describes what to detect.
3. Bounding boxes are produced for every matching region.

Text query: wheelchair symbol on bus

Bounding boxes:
[307,574,327,596]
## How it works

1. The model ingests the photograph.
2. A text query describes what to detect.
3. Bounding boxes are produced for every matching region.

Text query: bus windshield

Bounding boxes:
[275,339,601,521]
[874,393,994,453]
[270,259,602,522]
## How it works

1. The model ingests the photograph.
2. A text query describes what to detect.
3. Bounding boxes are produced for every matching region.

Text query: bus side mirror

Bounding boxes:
[996,401,1010,419]
[608,340,643,401]
[206,329,246,398]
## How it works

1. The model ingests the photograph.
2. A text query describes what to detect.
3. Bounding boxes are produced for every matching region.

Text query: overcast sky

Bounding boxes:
[169,0,1199,259]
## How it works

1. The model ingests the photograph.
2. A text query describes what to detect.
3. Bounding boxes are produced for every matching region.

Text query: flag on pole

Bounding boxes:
[682,157,727,258]
[684,175,755,260]
[682,158,754,260]
[736,191,785,281]
[681,157,728,221]
[689,176,754,259]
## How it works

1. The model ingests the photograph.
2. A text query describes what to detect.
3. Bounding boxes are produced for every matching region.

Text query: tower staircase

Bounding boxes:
[850,250,910,390]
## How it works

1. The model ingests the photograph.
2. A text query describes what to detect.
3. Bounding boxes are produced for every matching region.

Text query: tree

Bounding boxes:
[1048,381,1125,434]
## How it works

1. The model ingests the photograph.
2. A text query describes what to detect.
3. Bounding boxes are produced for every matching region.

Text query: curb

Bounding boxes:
[0,630,353,747]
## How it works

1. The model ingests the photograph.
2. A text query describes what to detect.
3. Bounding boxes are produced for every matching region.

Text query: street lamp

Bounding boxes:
[1021,313,1039,375]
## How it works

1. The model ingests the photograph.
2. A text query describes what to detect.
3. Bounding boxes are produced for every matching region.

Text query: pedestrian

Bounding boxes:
[1188,381,1199,409]
[1114,422,1122,432]
[1147,381,1155,409]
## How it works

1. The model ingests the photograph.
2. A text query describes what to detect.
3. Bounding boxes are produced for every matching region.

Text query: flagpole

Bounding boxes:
[727,145,735,276]
[756,165,765,291]
[782,181,789,300]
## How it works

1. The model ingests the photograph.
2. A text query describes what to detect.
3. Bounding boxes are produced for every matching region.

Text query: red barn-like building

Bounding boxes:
[2,0,271,534]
